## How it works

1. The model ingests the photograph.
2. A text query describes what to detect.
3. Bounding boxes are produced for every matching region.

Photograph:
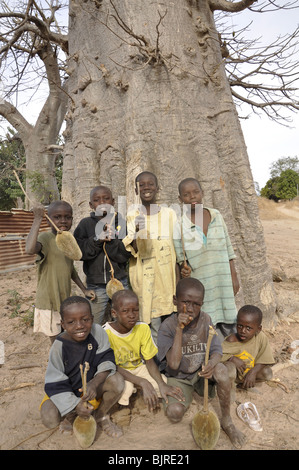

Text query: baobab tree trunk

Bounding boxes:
[63,0,278,327]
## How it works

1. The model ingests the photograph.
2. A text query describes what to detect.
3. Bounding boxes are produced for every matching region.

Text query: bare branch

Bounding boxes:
[209,0,258,12]
[216,11,299,123]
[0,100,32,140]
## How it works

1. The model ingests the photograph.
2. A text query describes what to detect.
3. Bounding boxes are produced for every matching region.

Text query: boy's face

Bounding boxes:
[135,173,159,205]
[179,180,203,211]
[111,296,139,333]
[90,188,114,219]
[236,312,261,343]
[173,286,204,323]
[61,302,93,342]
[48,205,73,232]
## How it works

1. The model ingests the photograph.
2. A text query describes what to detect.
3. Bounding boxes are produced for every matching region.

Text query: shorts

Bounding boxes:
[118,363,167,406]
[164,374,216,409]
[33,308,61,337]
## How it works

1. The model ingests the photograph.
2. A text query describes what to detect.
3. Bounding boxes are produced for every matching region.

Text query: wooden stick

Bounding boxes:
[1,382,36,393]
[80,362,90,409]
[103,242,115,278]
[203,326,217,412]
[180,217,186,267]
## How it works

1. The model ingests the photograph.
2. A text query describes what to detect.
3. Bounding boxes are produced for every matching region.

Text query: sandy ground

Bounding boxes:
[0,198,298,453]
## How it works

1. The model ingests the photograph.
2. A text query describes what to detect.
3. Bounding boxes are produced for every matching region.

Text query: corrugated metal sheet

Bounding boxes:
[0,209,50,273]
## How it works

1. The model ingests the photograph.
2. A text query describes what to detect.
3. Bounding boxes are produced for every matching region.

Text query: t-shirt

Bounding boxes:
[157,312,222,380]
[44,323,116,416]
[35,231,76,311]
[103,321,158,370]
[123,206,177,324]
[221,331,275,381]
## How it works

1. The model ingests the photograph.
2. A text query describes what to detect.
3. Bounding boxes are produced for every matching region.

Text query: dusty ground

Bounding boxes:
[0,198,298,452]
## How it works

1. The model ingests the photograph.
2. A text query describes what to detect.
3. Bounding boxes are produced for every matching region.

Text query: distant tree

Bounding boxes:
[276,169,299,200]
[0,130,25,210]
[0,129,63,210]
[260,176,280,201]
[270,157,299,178]
[261,168,299,201]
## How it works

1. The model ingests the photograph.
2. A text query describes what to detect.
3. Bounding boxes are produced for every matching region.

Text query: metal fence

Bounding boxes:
[0,209,50,273]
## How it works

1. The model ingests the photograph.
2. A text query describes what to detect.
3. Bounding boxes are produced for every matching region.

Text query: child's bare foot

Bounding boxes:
[221,417,246,449]
[98,415,123,438]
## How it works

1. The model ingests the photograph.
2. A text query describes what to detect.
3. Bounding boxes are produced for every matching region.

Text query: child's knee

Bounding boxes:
[213,362,230,384]
[107,371,125,396]
[40,399,61,428]
[165,402,186,423]
[224,361,237,381]
[258,365,273,381]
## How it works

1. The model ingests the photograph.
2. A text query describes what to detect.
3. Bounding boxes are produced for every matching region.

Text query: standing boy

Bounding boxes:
[123,171,179,344]
[74,186,131,324]
[26,201,94,343]
[174,177,239,341]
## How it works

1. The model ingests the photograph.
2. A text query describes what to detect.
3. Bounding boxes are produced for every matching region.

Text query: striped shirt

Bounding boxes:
[44,324,116,416]
[174,207,237,325]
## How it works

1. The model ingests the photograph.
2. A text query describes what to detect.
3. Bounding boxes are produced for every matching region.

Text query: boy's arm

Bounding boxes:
[229,259,240,295]
[165,324,184,370]
[116,364,160,412]
[242,363,266,389]
[71,269,95,300]
[145,358,185,404]
[25,204,45,255]
[199,352,222,378]
[116,365,144,387]
[83,370,110,401]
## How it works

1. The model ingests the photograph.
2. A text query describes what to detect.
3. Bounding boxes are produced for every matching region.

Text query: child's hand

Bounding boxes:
[198,361,215,379]
[135,214,145,232]
[180,262,191,278]
[232,275,240,296]
[85,289,96,301]
[75,399,94,419]
[242,368,257,389]
[159,382,185,404]
[177,306,192,329]
[103,222,115,241]
[79,379,97,403]
[230,356,247,374]
[32,203,45,219]
[140,379,160,412]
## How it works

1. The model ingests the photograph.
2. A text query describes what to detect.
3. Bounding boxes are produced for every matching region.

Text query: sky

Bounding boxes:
[233,3,299,189]
[0,1,298,191]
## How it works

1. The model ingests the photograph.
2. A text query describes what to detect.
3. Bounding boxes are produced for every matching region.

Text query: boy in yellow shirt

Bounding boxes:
[103,290,184,412]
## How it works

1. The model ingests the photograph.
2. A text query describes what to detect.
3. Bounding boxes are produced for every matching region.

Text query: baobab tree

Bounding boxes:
[1,0,299,326]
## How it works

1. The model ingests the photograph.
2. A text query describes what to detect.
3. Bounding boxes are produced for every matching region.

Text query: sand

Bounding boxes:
[0,198,298,452]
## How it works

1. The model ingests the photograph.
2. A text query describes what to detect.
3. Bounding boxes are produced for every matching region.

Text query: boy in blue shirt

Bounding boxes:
[40,296,124,438]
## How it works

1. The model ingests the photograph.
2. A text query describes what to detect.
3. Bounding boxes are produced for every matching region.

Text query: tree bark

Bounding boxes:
[63,0,278,327]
